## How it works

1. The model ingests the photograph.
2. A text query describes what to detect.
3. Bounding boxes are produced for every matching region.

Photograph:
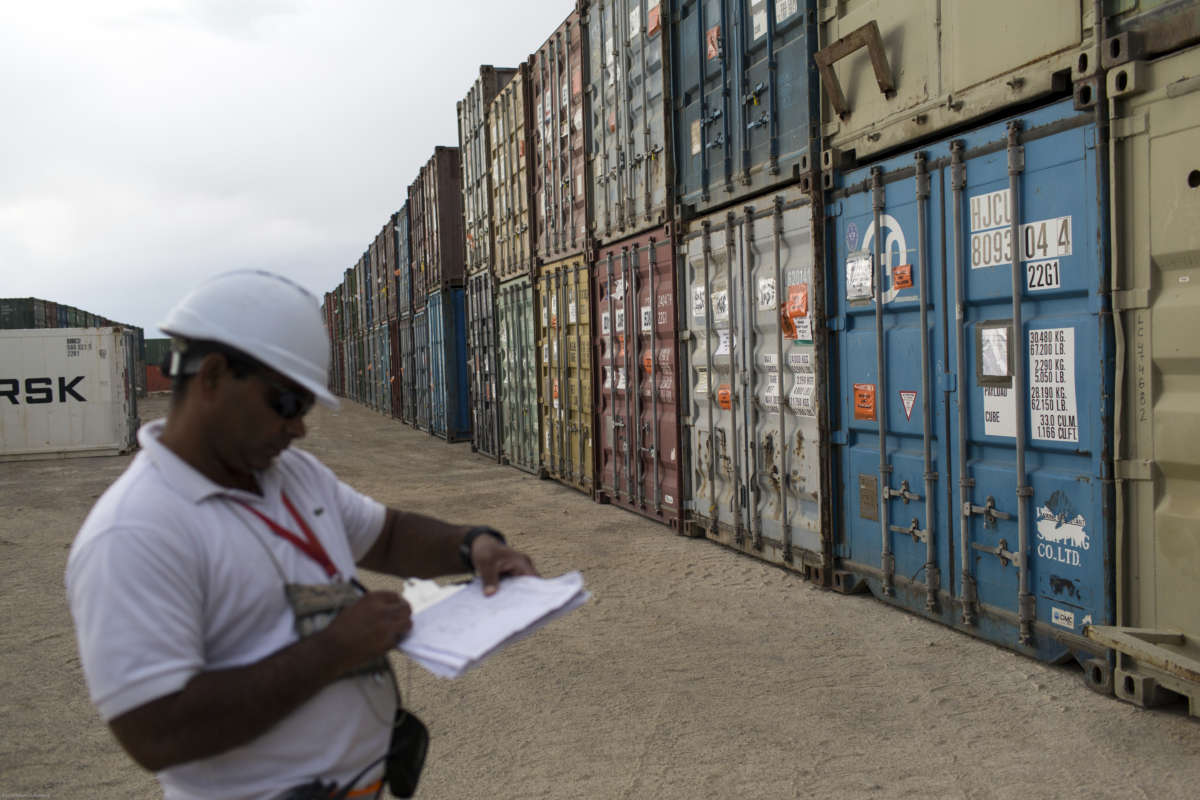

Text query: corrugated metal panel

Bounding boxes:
[389,319,402,418]
[1,328,139,460]
[538,254,595,494]
[587,0,674,245]
[497,273,543,474]
[828,99,1113,663]
[533,10,591,262]
[400,317,418,426]
[428,288,471,441]
[672,0,818,218]
[413,309,432,432]
[594,225,684,529]
[681,187,829,575]
[1098,43,1200,715]
[816,1,1095,162]
[491,62,538,282]
[459,66,518,277]
[0,299,36,330]
[466,272,501,459]
[409,172,428,311]
[413,147,466,292]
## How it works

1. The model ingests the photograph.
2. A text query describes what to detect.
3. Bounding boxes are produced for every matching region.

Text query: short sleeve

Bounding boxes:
[333,478,387,561]
[66,526,207,721]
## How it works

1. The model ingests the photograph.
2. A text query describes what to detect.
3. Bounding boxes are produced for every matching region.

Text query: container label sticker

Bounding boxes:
[641,305,652,333]
[971,216,1072,270]
[601,311,612,335]
[899,390,917,421]
[642,350,653,374]
[983,386,1017,437]
[561,83,568,109]
[761,352,779,370]
[970,189,1011,232]
[893,264,913,290]
[711,289,729,322]
[569,301,577,324]
[787,283,808,318]
[764,372,780,410]
[794,318,813,342]
[791,373,816,417]
[777,0,798,20]
[717,384,732,409]
[613,278,625,297]
[553,379,560,409]
[981,327,1010,377]
[715,330,731,356]
[706,25,721,60]
[617,368,627,390]
[693,285,706,318]
[757,278,776,311]
[543,343,549,364]
[694,366,709,395]
[854,383,876,421]
[788,351,813,373]
[550,295,558,328]
[846,253,874,301]
[751,0,768,39]
[691,120,702,156]
[629,5,641,38]
[615,308,626,333]
[1027,259,1062,291]
[1050,607,1076,629]
[542,302,549,327]
[1030,327,1078,443]
[606,38,616,84]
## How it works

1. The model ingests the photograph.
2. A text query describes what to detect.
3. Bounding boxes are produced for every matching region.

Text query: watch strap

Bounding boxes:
[459,526,506,572]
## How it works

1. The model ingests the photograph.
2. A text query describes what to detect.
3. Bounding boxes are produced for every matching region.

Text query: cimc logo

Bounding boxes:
[860,214,915,305]
[0,377,87,404]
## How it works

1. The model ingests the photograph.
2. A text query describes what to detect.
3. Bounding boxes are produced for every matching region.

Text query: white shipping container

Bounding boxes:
[1,327,139,461]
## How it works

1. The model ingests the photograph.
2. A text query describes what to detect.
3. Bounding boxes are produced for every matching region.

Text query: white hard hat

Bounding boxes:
[159,270,339,409]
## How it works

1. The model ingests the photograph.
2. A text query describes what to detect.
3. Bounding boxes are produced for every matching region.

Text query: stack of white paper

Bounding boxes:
[398,571,589,678]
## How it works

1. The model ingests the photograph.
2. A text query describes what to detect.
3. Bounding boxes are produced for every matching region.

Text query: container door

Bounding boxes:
[429,293,447,437]
[467,273,500,458]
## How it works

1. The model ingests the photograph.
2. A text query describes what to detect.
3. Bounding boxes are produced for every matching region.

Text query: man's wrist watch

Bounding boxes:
[459,526,506,573]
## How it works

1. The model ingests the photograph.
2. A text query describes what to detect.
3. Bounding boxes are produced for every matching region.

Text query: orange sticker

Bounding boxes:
[608,111,617,133]
[787,283,809,319]
[780,309,797,339]
[893,264,913,290]
[553,379,560,401]
[642,350,653,374]
[706,25,722,60]
[717,384,732,409]
[854,383,877,421]
[648,5,662,37]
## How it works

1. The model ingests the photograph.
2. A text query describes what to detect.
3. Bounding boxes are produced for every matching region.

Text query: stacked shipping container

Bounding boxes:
[313,0,1200,716]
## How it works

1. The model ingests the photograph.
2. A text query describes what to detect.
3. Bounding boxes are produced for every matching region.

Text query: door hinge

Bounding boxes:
[940,372,957,392]
[1113,288,1150,311]
[1116,458,1152,481]
[831,430,848,445]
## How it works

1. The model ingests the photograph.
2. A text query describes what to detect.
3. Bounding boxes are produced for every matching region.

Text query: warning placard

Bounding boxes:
[854,383,876,421]
[899,390,917,421]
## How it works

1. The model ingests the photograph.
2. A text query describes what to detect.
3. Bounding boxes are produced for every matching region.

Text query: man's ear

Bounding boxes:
[195,353,228,395]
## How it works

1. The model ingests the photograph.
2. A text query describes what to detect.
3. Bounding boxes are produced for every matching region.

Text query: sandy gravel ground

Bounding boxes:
[2,394,1198,799]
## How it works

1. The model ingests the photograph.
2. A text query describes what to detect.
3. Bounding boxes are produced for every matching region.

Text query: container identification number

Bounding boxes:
[970,216,1072,270]
[1026,259,1061,291]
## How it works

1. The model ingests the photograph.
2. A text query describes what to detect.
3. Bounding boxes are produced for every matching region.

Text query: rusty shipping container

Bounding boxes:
[381,218,397,321]
[532,9,591,262]
[490,62,538,281]
[586,0,675,244]
[459,66,518,277]
[593,225,684,529]
[400,316,418,427]
[415,147,466,292]
[394,204,413,319]
[467,272,502,459]
[413,308,432,432]
[680,185,830,578]
[389,318,402,419]
[497,274,543,474]
[538,254,595,495]
[408,172,428,311]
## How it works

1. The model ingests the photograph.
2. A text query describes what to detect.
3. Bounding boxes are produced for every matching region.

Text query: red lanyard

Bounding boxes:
[237,491,339,578]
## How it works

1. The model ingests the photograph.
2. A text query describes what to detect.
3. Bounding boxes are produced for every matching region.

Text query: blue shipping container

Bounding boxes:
[827,99,1113,668]
[427,288,471,441]
[395,204,412,319]
[672,0,818,217]
[413,310,431,432]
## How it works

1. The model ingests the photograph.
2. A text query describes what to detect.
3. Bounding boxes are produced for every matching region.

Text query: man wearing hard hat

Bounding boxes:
[65,270,536,799]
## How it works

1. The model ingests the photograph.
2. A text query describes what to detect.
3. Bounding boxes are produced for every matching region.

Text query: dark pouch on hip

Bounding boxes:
[385,709,429,798]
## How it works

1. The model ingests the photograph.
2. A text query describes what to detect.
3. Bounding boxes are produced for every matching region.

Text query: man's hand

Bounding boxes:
[471,536,538,596]
[321,591,413,670]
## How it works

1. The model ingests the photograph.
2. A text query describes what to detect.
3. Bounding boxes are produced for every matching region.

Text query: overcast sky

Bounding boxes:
[2,0,571,337]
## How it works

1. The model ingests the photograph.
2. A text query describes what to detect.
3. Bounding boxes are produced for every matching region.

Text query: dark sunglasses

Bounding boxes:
[256,373,315,420]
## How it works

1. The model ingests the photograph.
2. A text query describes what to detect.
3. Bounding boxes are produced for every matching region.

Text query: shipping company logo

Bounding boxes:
[1035,490,1089,568]
[860,214,915,305]
[1,377,87,404]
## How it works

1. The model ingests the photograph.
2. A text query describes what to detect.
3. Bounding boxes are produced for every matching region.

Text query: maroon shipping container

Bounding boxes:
[408,147,465,307]
[592,224,682,529]
[458,65,518,276]
[388,318,403,419]
[408,173,428,311]
[532,8,590,263]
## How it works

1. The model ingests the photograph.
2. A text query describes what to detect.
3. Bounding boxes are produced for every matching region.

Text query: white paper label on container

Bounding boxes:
[846,253,874,301]
[761,352,779,370]
[601,311,612,335]
[716,330,731,356]
[983,386,1017,437]
[693,285,706,318]
[711,289,730,322]
[629,5,641,38]
[788,350,813,373]
[776,0,798,20]
[606,38,616,85]
[542,303,548,327]
[752,9,767,40]
[1051,607,1076,630]
[694,367,709,395]
[1030,327,1078,443]
[569,301,577,324]
[790,373,816,416]
[764,372,780,410]
[757,278,776,310]
[691,119,702,155]
[641,305,652,333]
[981,327,1009,377]
[615,308,626,333]
[617,369,627,390]
[543,343,549,365]
[795,317,813,342]
[1026,259,1062,291]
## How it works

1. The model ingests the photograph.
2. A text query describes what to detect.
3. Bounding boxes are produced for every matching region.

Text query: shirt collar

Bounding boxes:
[139,419,281,505]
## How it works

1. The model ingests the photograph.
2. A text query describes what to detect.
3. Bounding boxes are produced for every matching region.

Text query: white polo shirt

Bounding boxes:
[66,419,393,800]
